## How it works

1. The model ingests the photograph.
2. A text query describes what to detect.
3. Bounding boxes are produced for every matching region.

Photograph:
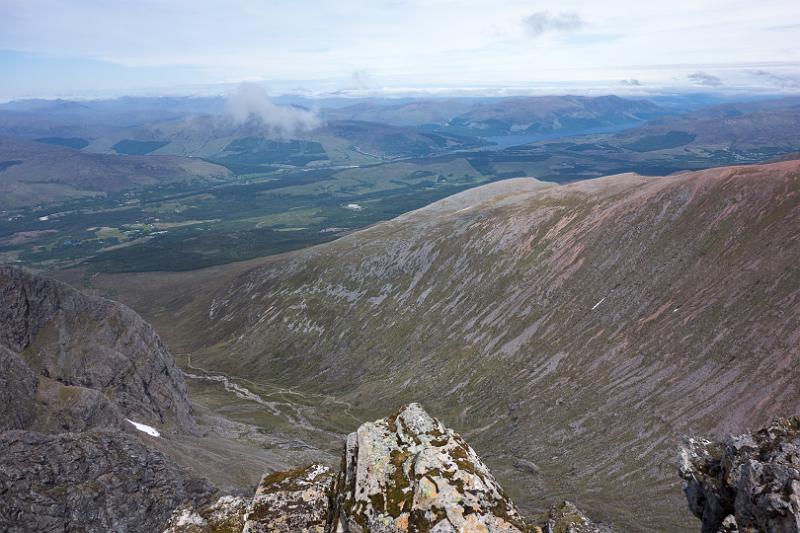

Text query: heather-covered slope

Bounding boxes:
[83,161,800,531]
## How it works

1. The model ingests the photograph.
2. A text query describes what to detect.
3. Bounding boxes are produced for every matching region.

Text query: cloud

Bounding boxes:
[350,69,379,91]
[226,82,320,136]
[620,78,642,86]
[523,11,585,38]
[751,69,800,89]
[687,71,723,87]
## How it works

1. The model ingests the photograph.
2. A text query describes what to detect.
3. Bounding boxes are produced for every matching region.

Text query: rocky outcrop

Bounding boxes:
[0,430,214,533]
[542,501,613,533]
[0,346,37,430]
[164,404,608,533]
[163,495,250,533]
[0,264,195,434]
[0,266,210,532]
[164,464,335,533]
[244,464,335,532]
[332,402,529,532]
[679,417,800,532]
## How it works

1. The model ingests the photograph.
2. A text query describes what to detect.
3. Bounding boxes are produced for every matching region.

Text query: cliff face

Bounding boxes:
[0,266,211,532]
[679,417,800,533]
[164,403,611,533]
[0,264,195,433]
[0,430,213,532]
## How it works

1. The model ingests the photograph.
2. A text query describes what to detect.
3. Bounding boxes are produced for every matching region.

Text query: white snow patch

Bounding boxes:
[454,205,472,214]
[591,297,606,310]
[126,418,160,437]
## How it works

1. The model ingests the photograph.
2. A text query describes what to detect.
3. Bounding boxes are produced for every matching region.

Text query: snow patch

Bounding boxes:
[126,418,160,437]
[591,297,606,310]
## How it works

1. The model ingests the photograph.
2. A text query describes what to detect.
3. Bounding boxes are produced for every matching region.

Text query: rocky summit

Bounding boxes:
[332,402,528,532]
[164,403,610,533]
[679,416,800,532]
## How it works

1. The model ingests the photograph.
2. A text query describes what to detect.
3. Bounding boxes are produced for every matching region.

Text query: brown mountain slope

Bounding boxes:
[75,161,800,531]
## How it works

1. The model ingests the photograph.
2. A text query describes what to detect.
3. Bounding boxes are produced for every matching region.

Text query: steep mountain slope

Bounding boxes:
[88,160,800,531]
[0,265,214,531]
[0,137,231,208]
[0,265,197,433]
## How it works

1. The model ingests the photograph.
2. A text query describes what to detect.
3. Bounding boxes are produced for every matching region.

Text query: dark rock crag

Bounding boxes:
[679,417,800,532]
[165,404,608,533]
[0,266,212,532]
[0,430,213,532]
[0,265,194,433]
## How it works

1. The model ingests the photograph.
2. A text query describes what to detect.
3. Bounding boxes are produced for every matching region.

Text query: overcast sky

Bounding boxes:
[1,0,799,99]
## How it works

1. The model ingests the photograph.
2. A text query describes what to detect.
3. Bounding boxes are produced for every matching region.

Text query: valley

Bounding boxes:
[61,159,800,531]
[3,96,800,273]
[3,91,800,532]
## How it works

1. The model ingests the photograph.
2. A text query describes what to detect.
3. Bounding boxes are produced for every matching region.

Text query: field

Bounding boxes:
[3,97,800,273]
[0,157,490,272]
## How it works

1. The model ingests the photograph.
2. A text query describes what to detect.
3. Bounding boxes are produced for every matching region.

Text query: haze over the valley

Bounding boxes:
[1,0,799,100]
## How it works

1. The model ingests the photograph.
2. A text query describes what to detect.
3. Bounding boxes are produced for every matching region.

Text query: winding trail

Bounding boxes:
[180,354,364,428]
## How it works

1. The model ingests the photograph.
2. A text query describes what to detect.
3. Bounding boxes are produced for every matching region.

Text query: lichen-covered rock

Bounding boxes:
[331,402,529,532]
[243,463,335,532]
[159,404,609,533]
[162,464,334,533]
[543,501,612,533]
[679,417,800,533]
[163,495,250,533]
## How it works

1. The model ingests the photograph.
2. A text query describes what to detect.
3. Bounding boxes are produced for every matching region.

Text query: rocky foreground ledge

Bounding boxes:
[679,416,800,533]
[164,403,609,533]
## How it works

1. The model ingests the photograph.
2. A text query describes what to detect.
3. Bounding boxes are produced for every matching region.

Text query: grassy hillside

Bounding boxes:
[77,160,800,531]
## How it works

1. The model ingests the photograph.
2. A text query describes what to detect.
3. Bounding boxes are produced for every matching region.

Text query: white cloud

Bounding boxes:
[0,0,798,98]
[523,11,586,38]
[751,69,800,89]
[226,82,321,135]
[688,71,724,87]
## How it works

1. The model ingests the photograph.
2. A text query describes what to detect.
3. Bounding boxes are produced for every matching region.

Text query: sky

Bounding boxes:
[1,0,799,100]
